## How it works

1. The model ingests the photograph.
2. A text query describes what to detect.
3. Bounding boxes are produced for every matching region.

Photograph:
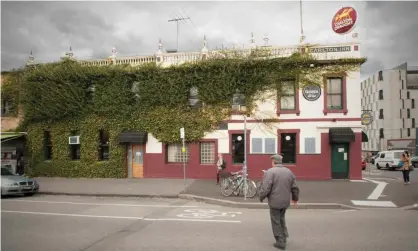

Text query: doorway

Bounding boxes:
[331,143,349,179]
[127,144,144,178]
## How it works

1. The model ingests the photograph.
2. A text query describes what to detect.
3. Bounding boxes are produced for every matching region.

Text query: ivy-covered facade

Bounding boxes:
[17,39,367,180]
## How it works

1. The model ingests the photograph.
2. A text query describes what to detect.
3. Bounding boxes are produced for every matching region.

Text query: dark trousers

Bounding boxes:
[216,169,221,183]
[402,170,410,182]
[270,208,289,243]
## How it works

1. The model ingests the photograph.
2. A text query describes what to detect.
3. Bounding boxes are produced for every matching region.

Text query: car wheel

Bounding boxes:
[376,163,381,170]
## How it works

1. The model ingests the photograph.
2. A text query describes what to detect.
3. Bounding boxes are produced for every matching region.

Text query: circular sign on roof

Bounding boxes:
[302,84,321,101]
[332,7,358,35]
[361,112,373,126]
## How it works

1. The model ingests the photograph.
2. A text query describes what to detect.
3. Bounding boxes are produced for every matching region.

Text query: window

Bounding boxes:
[380,153,385,158]
[400,109,402,118]
[280,133,296,164]
[407,91,410,99]
[189,86,201,108]
[412,99,415,108]
[379,109,384,119]
[407,128,411,137]
[378,70,383,81]
[166,144,190,163]
[403,119,405,128]
[279,80,296,110]
[402,80,404,89]
[399,90,401,99]
[200,142,215,164]
[98,130,109,161]
[251,138,276,154]
[400,129,403,138]
[326,77,343,109]
[412,118,416,128]
[399,70,401,80]
[43,131,52,160]
[69,131,80,160]
[402,100,405,109]
[407,109,411,118]
[231,134,245,164]
[379,128,384,139]
[1,100,10,116]
[379,90,384,100]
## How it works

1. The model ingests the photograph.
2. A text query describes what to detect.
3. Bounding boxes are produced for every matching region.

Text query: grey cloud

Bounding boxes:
[1,1,417,77]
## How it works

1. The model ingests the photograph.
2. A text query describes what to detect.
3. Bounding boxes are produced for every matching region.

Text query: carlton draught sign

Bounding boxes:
[332,7,357,35]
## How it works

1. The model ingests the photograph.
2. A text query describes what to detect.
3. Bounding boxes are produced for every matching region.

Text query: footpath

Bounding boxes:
[30,176,408,210]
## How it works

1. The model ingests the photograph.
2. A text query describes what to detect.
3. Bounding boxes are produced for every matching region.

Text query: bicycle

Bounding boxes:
[255,169,267,196]
[220,169,257,198]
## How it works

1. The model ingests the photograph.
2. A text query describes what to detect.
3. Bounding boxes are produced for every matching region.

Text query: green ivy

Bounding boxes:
[1,70,23,117]
[21,51,366,177]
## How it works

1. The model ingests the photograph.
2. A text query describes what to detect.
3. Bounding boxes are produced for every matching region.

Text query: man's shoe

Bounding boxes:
[273,242,286,250]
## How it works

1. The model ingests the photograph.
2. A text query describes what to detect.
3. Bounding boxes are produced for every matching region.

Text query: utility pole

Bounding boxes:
[168,16,190,52]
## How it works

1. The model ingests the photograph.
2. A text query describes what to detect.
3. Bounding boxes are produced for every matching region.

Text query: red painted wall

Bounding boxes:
[143,132,363,180]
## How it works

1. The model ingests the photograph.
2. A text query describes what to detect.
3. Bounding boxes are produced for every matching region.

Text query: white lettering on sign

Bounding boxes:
[311,46,351,53]
[334,18,354,31]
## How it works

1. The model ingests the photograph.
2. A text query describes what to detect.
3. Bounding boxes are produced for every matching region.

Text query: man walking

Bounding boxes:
[259,154,300,250]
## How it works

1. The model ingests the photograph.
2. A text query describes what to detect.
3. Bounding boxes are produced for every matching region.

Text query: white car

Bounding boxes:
[1,167,39,196]
[374,150,405,171]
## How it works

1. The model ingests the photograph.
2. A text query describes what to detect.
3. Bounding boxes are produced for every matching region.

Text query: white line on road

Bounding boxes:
[1,210,241,223]
[362,178,388,200]
[332,209,357,213]
[351,200,397,208]
[2,199,199,208]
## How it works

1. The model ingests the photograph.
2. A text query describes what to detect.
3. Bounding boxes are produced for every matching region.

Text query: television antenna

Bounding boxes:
[168,10,192,52]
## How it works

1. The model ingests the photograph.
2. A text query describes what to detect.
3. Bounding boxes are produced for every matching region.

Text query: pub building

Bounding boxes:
[28,35,367,180]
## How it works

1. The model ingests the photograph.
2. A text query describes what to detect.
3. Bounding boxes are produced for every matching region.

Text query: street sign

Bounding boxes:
[180,127,185,139]
[361,112,373,126]
[302,84,321,101]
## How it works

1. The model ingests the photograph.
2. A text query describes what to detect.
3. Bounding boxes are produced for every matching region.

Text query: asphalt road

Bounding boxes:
[2,195,418,251]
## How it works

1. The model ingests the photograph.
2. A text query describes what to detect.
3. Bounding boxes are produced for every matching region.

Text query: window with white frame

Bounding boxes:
[200,142,215,164]
[166,143,190,163]
[251,138,276,154]
[279,80,296,110]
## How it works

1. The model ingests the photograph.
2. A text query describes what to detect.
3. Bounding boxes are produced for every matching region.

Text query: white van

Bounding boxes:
[374,150,406,170]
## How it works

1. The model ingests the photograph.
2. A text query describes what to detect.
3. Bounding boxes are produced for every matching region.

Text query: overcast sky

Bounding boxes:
[1,1,418,77]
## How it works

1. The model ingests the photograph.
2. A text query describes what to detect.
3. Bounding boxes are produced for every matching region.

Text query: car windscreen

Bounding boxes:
[1,168,14,176]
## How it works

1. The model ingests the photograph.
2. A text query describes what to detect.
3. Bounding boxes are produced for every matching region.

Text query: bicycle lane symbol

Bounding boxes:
[176,209,243,219]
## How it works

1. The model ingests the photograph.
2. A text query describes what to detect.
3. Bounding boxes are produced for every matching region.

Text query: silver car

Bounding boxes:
[1,167,39,196]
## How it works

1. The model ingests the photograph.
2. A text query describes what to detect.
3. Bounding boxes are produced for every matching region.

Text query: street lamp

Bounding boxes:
[232,89,249,201]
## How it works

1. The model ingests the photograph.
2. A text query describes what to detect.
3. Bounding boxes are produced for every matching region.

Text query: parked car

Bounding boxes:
[362,159,366,170]
[1,167,39,196]
[374,150,405,171]
[411,156,418,168]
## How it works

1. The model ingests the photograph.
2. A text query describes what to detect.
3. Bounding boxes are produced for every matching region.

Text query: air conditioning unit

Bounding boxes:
[69,136,80,145]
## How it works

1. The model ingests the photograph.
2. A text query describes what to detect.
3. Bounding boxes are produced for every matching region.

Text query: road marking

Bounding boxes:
[350,180,367,182]
[176,209,243,219]
[2,199,198,208]
[362,178,388,200]
[1,210,241,223]
[351,200,397,208]
[333,209,357,213]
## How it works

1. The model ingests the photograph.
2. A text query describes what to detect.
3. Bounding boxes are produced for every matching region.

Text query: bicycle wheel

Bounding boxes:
[255,180,263,195]
[242,179,258,198]
[220,178,235,197]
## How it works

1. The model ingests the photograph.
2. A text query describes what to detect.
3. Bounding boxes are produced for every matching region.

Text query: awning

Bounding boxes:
[329,128,355,143]
[118,132,148,144]
[362,131,368,143]
[1,132,26,142]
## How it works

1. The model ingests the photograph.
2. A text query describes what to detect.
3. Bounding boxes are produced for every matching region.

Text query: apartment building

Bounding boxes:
[361,62,418,155]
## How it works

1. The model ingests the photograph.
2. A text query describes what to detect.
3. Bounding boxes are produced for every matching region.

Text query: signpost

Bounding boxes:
[361,111,373,126]
[180,127,187,192]
[332,7,358,35]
